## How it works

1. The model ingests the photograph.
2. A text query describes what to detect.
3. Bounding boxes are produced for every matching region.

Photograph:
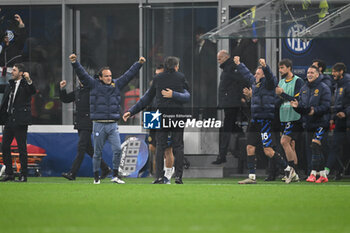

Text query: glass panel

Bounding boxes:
[203,0,350,40]
[143,3,218,119]
[79,4,139,125]
[0,5,62,124]
[229,7,266,73]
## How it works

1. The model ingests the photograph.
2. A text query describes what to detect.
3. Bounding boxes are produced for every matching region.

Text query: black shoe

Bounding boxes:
[212,156,226,165]
[152,178,164,184]
[62,172,75,180]
[15,175,27,182]
[264,175,276,181]
[0,174,15,182]
[101,167,112,179]
[175,177,183,184]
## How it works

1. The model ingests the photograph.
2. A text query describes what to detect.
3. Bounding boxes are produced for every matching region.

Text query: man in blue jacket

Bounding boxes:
[234,56,290,184]
[290,65,331,183]
[69,53,145,184]
[324,62,350,179]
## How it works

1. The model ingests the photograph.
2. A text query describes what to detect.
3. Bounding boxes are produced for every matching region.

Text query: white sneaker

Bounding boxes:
[93,179,100,184]
[292,173,300,182]
[111,177,125,184]
[0,165,6,177]
[285,167,296,184]
[163,176,171,184]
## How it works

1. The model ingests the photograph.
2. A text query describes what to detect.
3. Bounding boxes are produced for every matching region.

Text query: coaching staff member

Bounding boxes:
[0,63,36,182]
[69,54,145,184]
[59,80,112,180]
[213,50,248,164]
[123,56,189,184]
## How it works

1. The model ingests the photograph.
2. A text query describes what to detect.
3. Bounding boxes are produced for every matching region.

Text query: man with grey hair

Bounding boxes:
[212,50,248,164]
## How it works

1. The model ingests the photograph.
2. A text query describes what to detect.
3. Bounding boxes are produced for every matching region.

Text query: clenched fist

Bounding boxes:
[139,57,146,64]
[233,56,240,65]
[60,80,67,89]
[259,58,266,67]
[69,54,77,63]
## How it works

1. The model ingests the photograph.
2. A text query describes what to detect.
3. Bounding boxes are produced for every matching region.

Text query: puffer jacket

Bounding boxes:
[295,76,331,129]
[71,61,142,120]
[333,73,350,121]
[236,63,277,120]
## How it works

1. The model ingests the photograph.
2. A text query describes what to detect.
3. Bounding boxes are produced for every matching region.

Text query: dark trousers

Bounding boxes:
[155,128,184,179]
[305,129,328,173]
[326,119,349,172]
[2,125,28,176]
[219,108,239,157]
[70,129,109,176]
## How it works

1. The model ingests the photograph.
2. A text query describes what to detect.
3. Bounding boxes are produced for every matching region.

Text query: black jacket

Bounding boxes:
[320,74,334,95]
[218,58,249,108]
[294,77,331,130]
[129,70,189,116]
[59,86,92,130]
[0,78,36,125]
[333,74,350,125]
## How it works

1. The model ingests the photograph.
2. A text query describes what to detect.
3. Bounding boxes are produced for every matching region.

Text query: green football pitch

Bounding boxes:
[1,177,350,233]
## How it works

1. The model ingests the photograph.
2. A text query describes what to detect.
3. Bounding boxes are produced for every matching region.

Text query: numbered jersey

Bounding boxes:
[247,119,274,148]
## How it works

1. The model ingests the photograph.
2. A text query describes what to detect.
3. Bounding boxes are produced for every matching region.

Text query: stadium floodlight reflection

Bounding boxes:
[297,3,350,39]
[201,0,350,41]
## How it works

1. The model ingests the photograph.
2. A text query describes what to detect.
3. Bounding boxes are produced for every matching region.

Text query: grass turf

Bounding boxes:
[1,177,350,233]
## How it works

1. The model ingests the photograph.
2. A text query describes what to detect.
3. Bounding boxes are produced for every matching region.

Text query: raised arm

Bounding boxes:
[59,80,75,103]
[260,59,277,90]
[115,57,146,90]
[234,56,255,85]
[23,72,36,95]
[69,54,95,88]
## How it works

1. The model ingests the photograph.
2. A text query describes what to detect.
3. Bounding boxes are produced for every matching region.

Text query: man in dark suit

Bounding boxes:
[0,63,36,182]
[59,80,111,180]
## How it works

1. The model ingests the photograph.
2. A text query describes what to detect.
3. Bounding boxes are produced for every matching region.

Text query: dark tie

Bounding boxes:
[7,90,14,114]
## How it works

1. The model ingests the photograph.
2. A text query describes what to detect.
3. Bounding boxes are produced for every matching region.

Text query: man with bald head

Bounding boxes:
[212,50,248,164]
